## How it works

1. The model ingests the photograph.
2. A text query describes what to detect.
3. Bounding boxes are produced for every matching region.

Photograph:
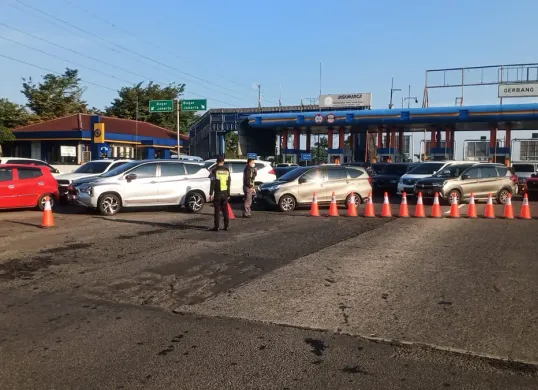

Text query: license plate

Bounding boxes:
[423,189,433,195]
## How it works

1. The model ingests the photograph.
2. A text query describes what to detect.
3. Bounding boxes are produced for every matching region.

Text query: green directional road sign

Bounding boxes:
[149,100,174,113]
[181,99,207,111]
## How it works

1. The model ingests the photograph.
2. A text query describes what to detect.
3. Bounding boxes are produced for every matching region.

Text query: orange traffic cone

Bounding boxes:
[398,192,409,218]
[310,192,320,217]
[227,202,236,220]
[364,192,375,218]
[431,193,442,218]
[484,193,495,219]
[346,192,358,217]
[381,192,392,218]
[328,192,339,217]
[449,194,460,218]
[414,192,426,218]
[520,193,532,220]
[466,193,477,218]
[503,193,514,219]
[41,196,55,228]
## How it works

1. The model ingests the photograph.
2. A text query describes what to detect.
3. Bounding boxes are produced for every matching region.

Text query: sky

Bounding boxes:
[1,0,538,159]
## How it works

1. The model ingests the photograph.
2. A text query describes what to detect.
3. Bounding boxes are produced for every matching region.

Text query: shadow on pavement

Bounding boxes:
[91,216,209,231]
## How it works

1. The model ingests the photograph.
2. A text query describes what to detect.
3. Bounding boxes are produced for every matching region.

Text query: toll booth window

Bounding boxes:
[130,164,157,178]
[0,168,13,182]
[160,163,186,177]
[479,167,498,178]
[17,168,43,180]
[346,168,364,178]
[327,168,347,180]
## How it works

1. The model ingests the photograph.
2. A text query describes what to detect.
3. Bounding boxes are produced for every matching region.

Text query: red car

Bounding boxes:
[524,174,538,200]
[0,164,59,211]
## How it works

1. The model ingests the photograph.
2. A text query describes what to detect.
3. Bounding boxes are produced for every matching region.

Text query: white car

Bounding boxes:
[0,157,60,175]
[204,159,276,196]
[55,159,132,202]
[74,160,211,216]
[397,161,471,196]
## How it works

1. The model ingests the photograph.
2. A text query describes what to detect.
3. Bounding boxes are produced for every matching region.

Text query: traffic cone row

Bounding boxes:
[308,191,534,219]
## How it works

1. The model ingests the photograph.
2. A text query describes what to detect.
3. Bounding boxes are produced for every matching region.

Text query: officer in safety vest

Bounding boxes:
[209,156,232,231]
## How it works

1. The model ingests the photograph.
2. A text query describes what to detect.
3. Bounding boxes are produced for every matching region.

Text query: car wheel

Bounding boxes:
[448,189,461,205]
[37,194,55,211]
[185,191,205,213]
[98,193,121,216]
[345,193,362,208]
[497,188,511,205]
[278,194,296,212]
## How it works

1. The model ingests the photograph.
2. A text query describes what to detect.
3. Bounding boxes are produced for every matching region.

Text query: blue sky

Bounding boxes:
[1,0,538,158]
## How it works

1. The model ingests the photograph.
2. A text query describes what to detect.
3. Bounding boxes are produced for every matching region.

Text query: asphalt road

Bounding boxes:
[1,199,538,389]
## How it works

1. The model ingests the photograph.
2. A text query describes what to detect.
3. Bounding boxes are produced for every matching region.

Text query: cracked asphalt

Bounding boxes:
[1,199,538,389]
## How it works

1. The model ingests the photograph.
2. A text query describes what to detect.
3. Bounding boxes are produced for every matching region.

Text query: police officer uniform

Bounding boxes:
[209,157,231,231]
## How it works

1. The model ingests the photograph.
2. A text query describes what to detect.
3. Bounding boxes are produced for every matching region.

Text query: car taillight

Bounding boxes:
[269,169,275,175]
[368,177,372,185]
[510,174,518,183]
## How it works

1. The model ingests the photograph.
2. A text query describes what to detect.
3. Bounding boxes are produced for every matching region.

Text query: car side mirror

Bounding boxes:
[298,177,307,184]
[531,174,537,178]
[461,174,470,180]
[125,173,137,182]
[52,168,60,174]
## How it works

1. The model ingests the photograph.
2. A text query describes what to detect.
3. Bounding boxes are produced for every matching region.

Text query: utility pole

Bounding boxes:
[135,95,139,159]
[177,99,181,157]
[257,84,262,112]
[389,77,401,109]
[403,85,419,162]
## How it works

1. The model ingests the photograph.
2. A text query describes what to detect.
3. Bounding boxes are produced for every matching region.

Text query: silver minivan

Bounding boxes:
[257,165,372,212]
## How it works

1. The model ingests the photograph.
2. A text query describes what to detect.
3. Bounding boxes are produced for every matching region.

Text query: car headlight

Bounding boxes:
[390,180,398,184]
[433,181,447,187]
[78,185,93,196]
[265,184,281,192]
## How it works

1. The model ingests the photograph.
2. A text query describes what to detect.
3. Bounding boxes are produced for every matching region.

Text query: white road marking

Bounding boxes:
[444,204,465,214]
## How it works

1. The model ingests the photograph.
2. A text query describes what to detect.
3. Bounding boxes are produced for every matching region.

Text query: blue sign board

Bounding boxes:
[100,143,110,153]
[247,153,257,159]
[301,153,312,161]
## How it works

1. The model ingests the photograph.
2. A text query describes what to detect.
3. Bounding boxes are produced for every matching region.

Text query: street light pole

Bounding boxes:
[389,77,401,109]
[403,85,419,161]
[177,99,181,157]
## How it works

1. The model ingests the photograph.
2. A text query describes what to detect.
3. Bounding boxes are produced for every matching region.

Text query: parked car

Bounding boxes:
[274,165,300,179]
[414,163,518,204]
[371,163,418,194]
[171,154,204,162]
[73,160,211,216]
[257,165,371,212]
[55,159,132,203]
[397,161,470,196]
[523,174,538,200]
[0,157,60,175]
[0,164,59,210]
[204,159,276,196]
[511,162,538,193]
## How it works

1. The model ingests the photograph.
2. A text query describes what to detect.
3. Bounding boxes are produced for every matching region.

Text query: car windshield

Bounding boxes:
[382,165,408,175]
[432,164,474,178]
[100,161,141,178]
[513,164,535,173]
[73,161,110,174]
[278,167,309,182]
[409,163,445,175]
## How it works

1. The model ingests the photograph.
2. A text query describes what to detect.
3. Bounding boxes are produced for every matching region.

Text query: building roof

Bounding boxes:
[13,113,189,140]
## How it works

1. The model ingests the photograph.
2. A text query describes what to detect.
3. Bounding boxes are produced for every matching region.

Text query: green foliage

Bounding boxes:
[21,68,87,120]
[0,98,30,144]
[105,82,198,133]
[225,131,239,158]
[311,136,328,164]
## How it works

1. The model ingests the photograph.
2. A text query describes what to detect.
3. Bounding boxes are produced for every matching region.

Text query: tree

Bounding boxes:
[21,68,87,120]
[0,98,31,155]
[105,82,198,133]
[225,131,239,158]
[312,136,328,164]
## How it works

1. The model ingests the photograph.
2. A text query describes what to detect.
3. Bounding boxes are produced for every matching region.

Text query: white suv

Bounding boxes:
[56,159,132,203]
[74,160,211,216]
[204,159,276,196]
[0,157,60,175]
[397,161,471,196]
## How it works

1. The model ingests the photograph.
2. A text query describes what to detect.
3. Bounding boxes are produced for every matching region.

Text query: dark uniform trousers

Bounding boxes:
[213,192,230,229]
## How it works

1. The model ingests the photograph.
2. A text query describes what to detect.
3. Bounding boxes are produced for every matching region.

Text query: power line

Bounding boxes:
[14,0,273,106]
[0,23,240,107]
[59,0,284,104]
[0,53,119,92]
[0,34,135,85]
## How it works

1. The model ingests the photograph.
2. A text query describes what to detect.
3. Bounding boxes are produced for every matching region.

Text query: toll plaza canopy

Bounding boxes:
[248,103,538,163]
[247,103,538,132]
